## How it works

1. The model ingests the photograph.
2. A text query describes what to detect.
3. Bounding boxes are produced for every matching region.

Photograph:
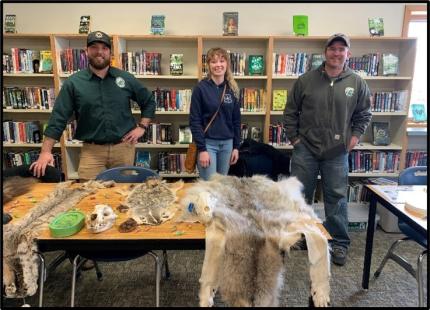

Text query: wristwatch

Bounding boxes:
[137,123,149,130]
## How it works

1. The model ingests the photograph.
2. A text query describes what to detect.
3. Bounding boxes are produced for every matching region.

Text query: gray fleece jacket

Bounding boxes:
[283,63,372,159]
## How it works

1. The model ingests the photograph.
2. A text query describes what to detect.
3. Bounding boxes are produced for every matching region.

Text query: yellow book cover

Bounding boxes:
[272,89,288,111]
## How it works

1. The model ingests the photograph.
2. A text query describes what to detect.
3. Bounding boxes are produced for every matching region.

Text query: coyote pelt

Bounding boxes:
[180,174,331,307]
[2,179,114,298]
[3,176,40,204]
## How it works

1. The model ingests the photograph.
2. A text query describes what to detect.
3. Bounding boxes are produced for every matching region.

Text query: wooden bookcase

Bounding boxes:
[3,33,417,180]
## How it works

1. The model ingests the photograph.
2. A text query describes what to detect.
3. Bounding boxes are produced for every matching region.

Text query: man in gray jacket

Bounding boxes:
[283,33,372,266]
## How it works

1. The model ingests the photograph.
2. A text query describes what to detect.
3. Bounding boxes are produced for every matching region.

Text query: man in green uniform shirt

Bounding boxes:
[30,31,156,181]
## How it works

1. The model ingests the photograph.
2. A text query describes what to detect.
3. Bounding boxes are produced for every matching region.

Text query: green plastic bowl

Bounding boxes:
[49,211,85,238]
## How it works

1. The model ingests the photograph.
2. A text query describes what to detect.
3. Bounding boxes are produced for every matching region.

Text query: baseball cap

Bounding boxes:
[325,33,350,49]
[87,31,111,49]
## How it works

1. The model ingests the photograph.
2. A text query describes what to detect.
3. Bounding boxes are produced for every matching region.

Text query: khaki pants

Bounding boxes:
[78,142,136,181]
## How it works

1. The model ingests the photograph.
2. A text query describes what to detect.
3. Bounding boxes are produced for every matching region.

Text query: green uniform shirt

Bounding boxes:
[44,67,155,144]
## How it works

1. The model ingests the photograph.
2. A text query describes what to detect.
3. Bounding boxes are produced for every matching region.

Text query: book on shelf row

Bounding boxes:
[268,123,290,146]
[239,88,266,112]
[119,51,162,75]
[405,150,427,168]
[59,48,88,74]
[3,120,46,144]
[272,52,314,76]
[272,89,287,111]
[157,152,193,174]
[371,90,408,112]
[347,177,398,203]
[347,53,380,77]
[348,150,400,173]
[138,123,173,144]
[240,124,262,143]
[3,150,62,172]
[3,86,55,110]
[3,49,53,74]
[149,88,192,112]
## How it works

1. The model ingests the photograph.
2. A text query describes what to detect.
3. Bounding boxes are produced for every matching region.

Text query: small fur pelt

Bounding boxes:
[180,174,331,307]
[3,176,40,204]
[2,180,113,298]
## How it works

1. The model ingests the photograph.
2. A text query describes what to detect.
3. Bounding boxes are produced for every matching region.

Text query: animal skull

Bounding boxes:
[86,204,117,233]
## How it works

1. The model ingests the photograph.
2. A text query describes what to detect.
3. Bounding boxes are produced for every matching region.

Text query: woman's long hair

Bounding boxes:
[205,47,240,99]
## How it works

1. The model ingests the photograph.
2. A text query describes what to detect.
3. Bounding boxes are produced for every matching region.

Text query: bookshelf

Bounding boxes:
[3,34,417,181]
[2,34,63,171]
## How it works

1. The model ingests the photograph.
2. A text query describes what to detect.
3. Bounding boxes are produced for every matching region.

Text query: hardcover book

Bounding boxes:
[78,15,91,34]
[272,89,288,111]
[223,12,238,36]
[135,150,151,168]
[151,15,165,35]
[248,55,264,75]
[310,54,324,70]
[293,15,308,36]
[39,50,53,73]
[178,125,192,144]
[382,53,399,76]
[170,54,183,75]
[4,14,17,33]
[250,127,262,142]
[368,18,384,37]
[411,103,427,122]
[372,121,390,146]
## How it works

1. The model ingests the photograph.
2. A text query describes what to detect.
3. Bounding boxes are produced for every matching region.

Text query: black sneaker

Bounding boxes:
[331,245,347,266]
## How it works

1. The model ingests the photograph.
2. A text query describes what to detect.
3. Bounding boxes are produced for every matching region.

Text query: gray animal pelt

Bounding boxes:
[2,180,114,298]
[3,176,39,204]
[180,174,331,307]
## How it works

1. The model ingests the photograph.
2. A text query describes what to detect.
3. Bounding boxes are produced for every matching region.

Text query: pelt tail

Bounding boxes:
[3,176,39,204]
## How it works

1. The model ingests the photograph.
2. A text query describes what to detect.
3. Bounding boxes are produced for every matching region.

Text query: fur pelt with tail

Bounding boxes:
[3,180,114,298]
[180,174,331,307]
[3,176,40,204]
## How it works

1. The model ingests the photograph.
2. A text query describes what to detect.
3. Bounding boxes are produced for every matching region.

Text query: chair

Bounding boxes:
[374,166,427,307]
[70,166,168,307]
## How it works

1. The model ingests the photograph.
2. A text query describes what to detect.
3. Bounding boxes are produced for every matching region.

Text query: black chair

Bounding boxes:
[69,166,167,307]
[374,166,427,307]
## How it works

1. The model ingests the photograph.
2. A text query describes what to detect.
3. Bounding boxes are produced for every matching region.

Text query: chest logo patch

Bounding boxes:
[345,87,355,97]
[115,77,126,88]
[224,93,233,104]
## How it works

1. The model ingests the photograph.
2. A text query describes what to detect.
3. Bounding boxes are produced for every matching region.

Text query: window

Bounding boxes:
[402,5,427,124]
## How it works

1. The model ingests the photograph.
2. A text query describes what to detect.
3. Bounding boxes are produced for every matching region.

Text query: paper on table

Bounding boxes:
[404,191,427,218]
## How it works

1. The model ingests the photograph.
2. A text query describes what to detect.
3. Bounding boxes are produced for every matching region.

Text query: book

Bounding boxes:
[223,12,238,36]
[382,53,399,76]
[135,150,151,168]
[250,127,262,142]
[310,54,324,70]
[293,15,308,36]
[4,14,17,33]
[410,103,427,122]
[178,125,192,144]
[272,90,288,111]
[368,18,384,37]
[151,15,165,35]
[248,55,264,75]
[78,15,91,34]
[39,50,53,73]
[372,121,390,146]
[170,54,183,75]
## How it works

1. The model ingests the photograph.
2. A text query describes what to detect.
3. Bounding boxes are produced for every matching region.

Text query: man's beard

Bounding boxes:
[88,56,110,70]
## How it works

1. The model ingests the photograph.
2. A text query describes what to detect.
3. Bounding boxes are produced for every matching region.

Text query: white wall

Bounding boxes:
[4,3,407,36]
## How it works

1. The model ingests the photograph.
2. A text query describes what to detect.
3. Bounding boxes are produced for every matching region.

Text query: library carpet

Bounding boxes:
[3,229,427,307]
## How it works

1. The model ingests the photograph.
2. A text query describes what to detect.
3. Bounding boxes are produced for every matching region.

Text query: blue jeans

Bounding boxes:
[197,138,233,181]
[291,142,350,249]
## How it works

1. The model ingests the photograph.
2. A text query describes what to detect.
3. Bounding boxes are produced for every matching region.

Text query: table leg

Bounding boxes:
[37,253,45,307]
[362,194,377,289]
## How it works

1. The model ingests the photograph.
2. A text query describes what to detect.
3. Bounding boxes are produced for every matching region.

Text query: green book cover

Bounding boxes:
[170,54,183,75]
[4,14,16,33]
[293,15,308,36]
[272,90,288,111]
[368,18,384,36]
[248,55,264,75]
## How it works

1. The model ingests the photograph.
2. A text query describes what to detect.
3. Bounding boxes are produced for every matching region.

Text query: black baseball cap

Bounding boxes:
[325,33,350,49]
[87,31,111,49]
